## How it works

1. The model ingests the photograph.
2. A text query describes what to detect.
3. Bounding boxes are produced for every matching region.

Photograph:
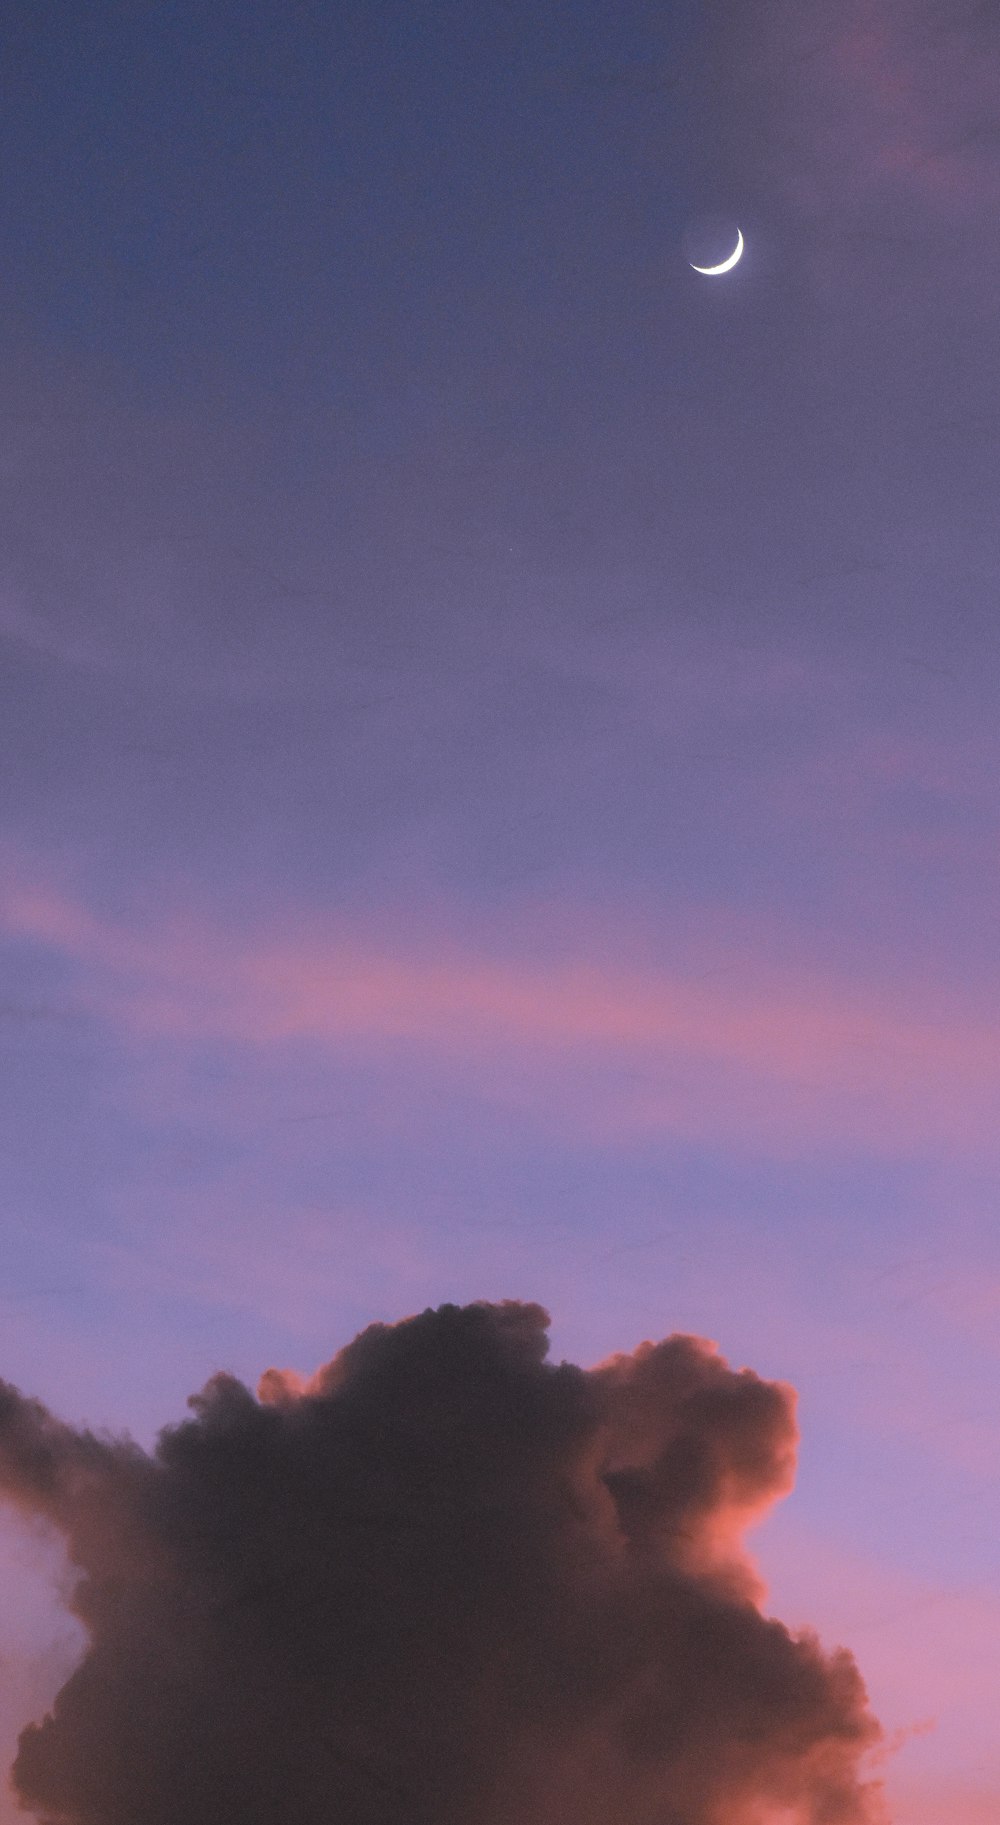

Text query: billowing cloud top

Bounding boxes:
[0,1303,884,1824]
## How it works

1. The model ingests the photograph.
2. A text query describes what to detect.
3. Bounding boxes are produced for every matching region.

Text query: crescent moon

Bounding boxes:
[690,228,744,275]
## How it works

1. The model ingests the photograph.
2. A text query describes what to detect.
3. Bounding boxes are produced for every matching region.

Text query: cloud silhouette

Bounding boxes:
[0,1302,885,1824]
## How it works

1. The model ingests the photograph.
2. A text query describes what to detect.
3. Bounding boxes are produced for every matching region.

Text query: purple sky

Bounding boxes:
[1,2,999,1818]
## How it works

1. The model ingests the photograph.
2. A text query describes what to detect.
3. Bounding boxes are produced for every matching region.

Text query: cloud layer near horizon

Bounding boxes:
[0,1302,884,1825]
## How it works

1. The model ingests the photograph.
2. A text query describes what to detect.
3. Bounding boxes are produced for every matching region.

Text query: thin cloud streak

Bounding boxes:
[1,875,997,1156]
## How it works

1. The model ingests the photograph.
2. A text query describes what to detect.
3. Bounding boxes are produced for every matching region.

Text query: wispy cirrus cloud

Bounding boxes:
[2,871,997,1158]
[819,0,1000,213]
[724,0,1000,222]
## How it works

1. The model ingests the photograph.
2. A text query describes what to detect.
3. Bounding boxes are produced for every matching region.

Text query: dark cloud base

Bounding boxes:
[0,1302,885,1824]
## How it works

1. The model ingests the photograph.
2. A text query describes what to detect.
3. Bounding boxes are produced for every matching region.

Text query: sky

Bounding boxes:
[0,0,998,1818]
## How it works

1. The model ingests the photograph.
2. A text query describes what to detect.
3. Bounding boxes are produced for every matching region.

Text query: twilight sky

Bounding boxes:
[1,1,999,1820]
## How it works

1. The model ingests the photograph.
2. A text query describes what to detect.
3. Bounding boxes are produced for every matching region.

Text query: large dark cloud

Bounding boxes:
[0,1302,885,1824]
